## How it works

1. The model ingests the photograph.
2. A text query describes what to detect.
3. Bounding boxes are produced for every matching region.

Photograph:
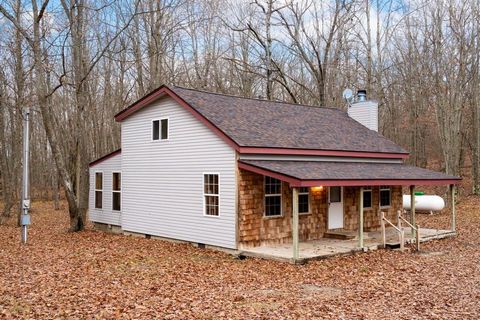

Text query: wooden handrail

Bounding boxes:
[381,211,404,251]
[398,210,420,251]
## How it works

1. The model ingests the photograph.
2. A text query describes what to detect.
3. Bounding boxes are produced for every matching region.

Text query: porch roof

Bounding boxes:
[238,160,461,187]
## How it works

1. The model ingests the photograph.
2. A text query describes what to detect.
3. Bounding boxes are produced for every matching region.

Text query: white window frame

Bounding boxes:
[203,173,220,217]
[379,186,391,208]
[112,171,122,212]
[298,187,310,215]
[264,176,283,218]
[94,171,103,210]
[362,186,373,209]
[151,117,169,141]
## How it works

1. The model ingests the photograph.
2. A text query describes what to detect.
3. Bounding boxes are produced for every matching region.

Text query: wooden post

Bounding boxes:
[416,224,420,251]
[359,187,364,249]
[381,211,386,248]
[400,228,405,251]
[292,187,299,261]
[397,210,402,231]
[450,184,456,232]
[397,210,404,251]
[410,185,416,238]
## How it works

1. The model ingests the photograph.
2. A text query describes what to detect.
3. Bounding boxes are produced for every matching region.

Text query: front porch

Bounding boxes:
[239,227,456,263]
[237,160,460,263]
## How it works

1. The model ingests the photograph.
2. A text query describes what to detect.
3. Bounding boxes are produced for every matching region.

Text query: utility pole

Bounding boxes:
[21,107,31,243]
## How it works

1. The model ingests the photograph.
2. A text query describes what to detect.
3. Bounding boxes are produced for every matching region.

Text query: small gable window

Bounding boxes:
[362,186,372,209]
[152,118,168,141]
[380,186,391,208]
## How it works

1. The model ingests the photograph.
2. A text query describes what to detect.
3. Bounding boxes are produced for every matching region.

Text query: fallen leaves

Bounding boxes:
[0,198,479,319]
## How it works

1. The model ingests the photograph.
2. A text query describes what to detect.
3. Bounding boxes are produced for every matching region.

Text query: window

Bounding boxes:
[204,174,219,216]
[112,172,121,211]
[264,176,282,217]
[298,187,309,214]
[152,118,168,140]
[95,172,103,209]
[380,186,391,207]
[362,186,372,209]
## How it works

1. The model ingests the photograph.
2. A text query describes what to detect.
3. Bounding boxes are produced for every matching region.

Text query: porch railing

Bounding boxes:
[380,211,405,251]
[398,210,420,251]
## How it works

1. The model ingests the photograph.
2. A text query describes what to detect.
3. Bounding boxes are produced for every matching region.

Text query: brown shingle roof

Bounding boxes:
[239,160,460,186]
[168,86,407,154]
[115,85,408,155]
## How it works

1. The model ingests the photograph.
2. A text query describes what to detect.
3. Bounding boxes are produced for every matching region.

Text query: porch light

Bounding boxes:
[311,186,324,192]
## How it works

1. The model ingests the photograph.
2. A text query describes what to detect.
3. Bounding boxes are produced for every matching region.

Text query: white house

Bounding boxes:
[89,85,460,260]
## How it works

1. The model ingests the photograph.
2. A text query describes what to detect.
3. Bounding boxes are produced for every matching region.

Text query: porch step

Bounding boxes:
[323,230,356,240]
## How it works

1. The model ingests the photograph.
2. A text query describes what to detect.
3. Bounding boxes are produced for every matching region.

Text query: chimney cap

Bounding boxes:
[357,89,367,102]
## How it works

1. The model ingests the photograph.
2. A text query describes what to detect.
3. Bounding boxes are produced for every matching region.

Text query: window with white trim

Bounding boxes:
[204,174,219,216]
[362,186,372,209]
[380,186,391,207]
[152,118,168,140]
[264,176,282,217]
[298,187,309,214]
[95,172,103,209]
[112,172,121,211]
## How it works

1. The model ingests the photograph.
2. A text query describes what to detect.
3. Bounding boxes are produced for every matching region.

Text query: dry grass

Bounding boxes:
[0,198,479,319]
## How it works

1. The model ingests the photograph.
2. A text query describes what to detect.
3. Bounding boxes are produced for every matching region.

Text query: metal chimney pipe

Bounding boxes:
[357,90,367,102]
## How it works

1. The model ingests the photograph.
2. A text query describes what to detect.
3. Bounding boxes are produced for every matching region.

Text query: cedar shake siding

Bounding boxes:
[343,186,402,231]
[238,169,403,248]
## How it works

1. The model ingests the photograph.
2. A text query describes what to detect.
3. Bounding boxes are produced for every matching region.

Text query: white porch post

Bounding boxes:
[359,187,364,248]
[410,185,416,238]
[292,187,299,261]
[450,184,456,232]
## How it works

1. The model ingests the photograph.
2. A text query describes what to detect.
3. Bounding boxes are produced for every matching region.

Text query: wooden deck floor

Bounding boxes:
[239,228,456,264]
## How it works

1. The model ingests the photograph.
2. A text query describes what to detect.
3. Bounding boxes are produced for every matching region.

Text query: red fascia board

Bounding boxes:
[238,162,301,185]
[89,149,121,167]
[114,85,167,121]
[238,162,461,187]
[294,179,461,187]
[114,86,240,150]
[238,147,409,159]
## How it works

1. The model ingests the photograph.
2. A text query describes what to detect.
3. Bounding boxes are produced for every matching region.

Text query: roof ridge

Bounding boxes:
[170,85,343,112]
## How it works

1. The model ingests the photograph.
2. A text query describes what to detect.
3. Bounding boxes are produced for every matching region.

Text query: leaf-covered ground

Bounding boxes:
[0,197,479,319]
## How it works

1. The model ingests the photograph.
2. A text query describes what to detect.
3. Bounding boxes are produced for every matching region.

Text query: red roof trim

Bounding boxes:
[238,161,460,187]
[89,149,121,167]
[238,162,301,185]
[295,179,460,187]
[238,147,409,159]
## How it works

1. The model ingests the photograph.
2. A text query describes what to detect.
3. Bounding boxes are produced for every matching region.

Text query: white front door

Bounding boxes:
[328,186,344,229]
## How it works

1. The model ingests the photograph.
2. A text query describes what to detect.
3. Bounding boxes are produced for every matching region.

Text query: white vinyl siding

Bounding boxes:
[347,100,378,132]
[89,153,122,226]
[121,96,237,249]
